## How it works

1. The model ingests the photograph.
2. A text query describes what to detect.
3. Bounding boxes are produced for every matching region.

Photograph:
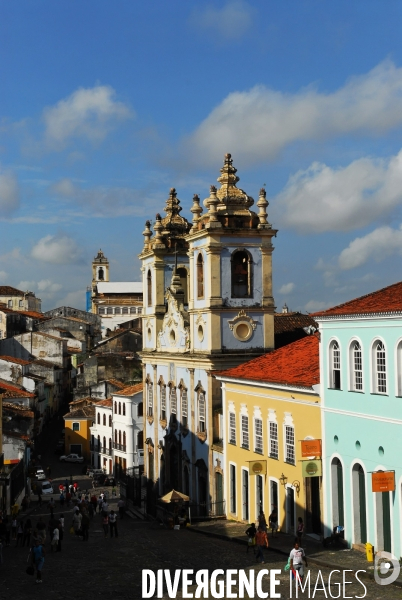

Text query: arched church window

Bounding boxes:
[197,254,204,298]
[231,250,252,298]
[98,267,104,281]
[147,269,152,307]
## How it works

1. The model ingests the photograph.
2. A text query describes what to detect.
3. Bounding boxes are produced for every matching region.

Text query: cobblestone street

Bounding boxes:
[1,495,400,600]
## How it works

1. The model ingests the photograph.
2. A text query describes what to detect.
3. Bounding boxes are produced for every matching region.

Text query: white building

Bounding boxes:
[90,398,113,473]
[90,250,143,337]
[112,383,144,476]
[90,383,144,475]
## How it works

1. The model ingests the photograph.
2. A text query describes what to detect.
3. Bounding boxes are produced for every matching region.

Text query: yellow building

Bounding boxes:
[216,334,323,537]
[63,404,95,461]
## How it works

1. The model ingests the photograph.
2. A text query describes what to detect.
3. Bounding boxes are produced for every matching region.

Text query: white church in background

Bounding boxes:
[89,249,143,337]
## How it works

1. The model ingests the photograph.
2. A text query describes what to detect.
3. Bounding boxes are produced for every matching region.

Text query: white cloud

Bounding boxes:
[305,300,331,313]
[50,178,78,197]
[0,270,8,282]
[278,282,295,294]
[58,289,86,311]
[43,85,134,147]
[278,149,402,233]
[31,234,84,265]
[338,225,402,270]
[37,279,63,293]
[18,281,37,291]
[189,1,253,41]
[0,171,20,215]
[184,60,402,166]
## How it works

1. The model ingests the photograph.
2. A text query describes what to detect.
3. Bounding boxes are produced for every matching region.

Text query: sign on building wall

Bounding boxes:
[372,471,395,492]
[302,459,322,477]
[301,439,322,458]
[248,460,267,475]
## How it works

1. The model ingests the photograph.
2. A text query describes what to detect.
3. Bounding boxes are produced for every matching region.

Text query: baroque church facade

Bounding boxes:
[140,154,277,513]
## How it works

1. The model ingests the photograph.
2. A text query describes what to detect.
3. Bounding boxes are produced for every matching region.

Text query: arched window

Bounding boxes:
[123,403,126,416]
[109,415,112,427]
[197,253,204,299]
[329,341,341,390]
[118,402,121,415]
[138,402,143,417]
[351,341,363,391]
[97,413,100,425]
[137,430,143,450]
[103,414,106,426]
[160,386,166,421]
[123,431,126,449]
[231,250,252,297]
[114,430,117,444]
[103,436,106,451]
[97,435,100,451]
[198,391,206,433]
[109,438,112,452]
[98,267,104,281]
[147,269,152,306]
[118,430,122,445]
[374,340,387,394]
[114,401,117,414]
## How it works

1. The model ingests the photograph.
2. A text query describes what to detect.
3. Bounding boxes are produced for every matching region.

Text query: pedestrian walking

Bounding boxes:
[23,519,32,547]
[59,492,65,507]
[245,523,257,555]
[72,511,82,537]
[51,526,59,552]
[102,513,109,538]
[297,517,304,546]
[289,540,308,584]
[269,508,278,538]
[109,510,118,538]
[257,510,267,533]
[31,539,45,584]
[97,497,103,513]
[36,517,46,543]
[255,525,269,564]
[59,514,64,532]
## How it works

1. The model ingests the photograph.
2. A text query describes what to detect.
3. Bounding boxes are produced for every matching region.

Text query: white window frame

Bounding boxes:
[373,340,387,394]
[170,386,177,415]
[160,385,166,421]
[147,381,153,417]
[229,412,236,445]
[329,340,341,390]
[284,424,295,465]
[198,391,206,432]
[72,422,80,432]
[350,340,363,392]
[229,462,237,515]
[268,420,279,459]
[181,388,188,428]
[254,417,263,454]
[241,414,249,449]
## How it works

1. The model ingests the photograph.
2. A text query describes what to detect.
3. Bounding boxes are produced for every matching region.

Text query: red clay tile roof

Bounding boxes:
[312,281,402,317]
[0,286,25,296]
[64,405,95,419]
[115,383,143,396]
[0,355,31,365]
[217,334,320,388]
[19,310,46,319]
[0,380,35,397]
[3,402,34,418]
[95,398,113,407]
[3,431,30,441]
[274,312,318,334]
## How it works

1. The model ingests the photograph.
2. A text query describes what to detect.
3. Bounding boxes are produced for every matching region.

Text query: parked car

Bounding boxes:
[36,469,46,480]
[88,468,105,478]
[41,480,54,495]
[59,453,84,463]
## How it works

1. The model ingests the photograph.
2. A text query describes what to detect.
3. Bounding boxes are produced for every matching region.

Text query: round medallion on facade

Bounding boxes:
[233,321,253,341]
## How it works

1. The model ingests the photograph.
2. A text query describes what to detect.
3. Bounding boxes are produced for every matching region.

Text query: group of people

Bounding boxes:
[245,509,307,577]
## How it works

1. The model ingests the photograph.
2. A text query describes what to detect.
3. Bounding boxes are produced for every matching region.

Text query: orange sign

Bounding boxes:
[372,471,395,493]
[301,439,322,458]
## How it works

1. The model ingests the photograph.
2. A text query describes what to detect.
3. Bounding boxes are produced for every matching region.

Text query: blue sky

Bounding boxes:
[1,1,401,311]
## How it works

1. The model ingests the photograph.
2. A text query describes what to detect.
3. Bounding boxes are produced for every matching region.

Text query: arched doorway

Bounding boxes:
[215,472,224,516]
[331,458,344,529]
[375,484,392,552]
[352,464,367,544]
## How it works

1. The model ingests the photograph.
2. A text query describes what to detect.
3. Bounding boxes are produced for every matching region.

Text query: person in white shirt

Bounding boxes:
[109,510,118,537]
[289,541,308,583]
[51,527,59,552]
